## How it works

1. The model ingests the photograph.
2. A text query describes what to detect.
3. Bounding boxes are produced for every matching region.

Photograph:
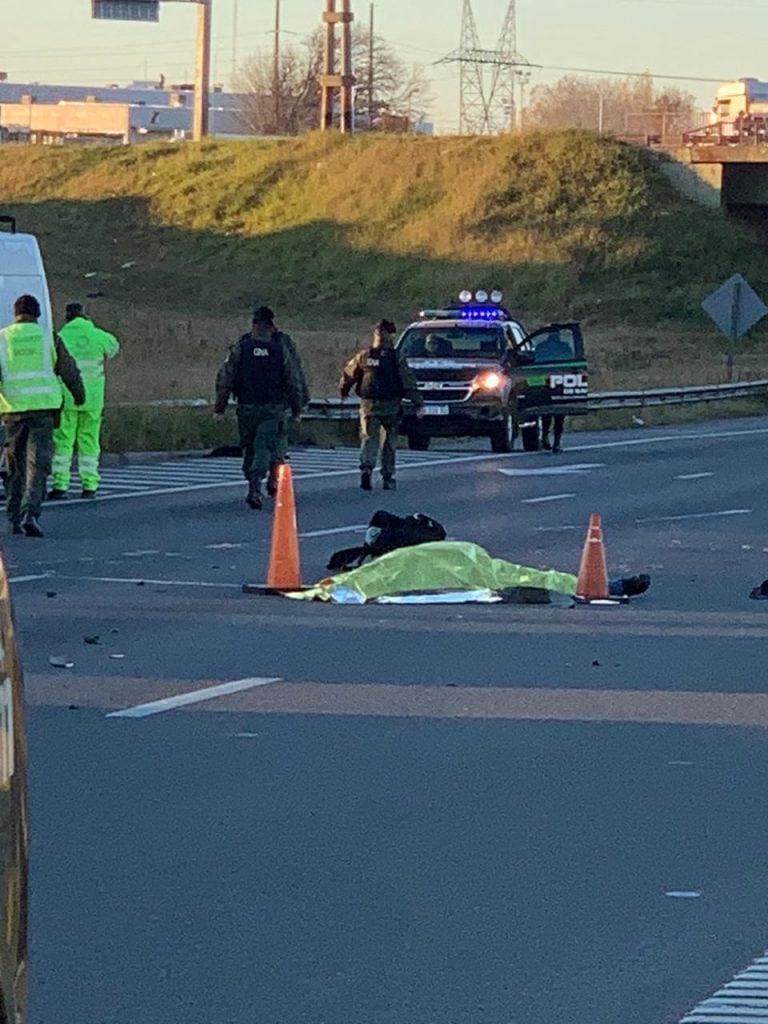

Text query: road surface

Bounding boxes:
[12,418,768,1024]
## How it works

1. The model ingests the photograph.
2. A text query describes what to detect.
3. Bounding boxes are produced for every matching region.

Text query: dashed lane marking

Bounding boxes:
[636,509,751,524]
[106,676,282,718]
[680,948,768,1022]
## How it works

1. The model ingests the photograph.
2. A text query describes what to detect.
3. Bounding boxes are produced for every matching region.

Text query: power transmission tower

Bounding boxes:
[439,0,533,135]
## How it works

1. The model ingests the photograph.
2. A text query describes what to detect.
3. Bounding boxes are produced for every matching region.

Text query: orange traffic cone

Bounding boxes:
[243,463,302,594]
[576,513,610,602]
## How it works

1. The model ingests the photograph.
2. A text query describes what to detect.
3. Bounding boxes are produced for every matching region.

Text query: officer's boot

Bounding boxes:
[382,475,396,491]
[246,476,263,510]
[360,469,372,492]
[267,461,282,498]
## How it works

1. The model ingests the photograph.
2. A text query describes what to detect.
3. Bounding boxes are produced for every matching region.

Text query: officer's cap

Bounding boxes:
[253,306,275,326]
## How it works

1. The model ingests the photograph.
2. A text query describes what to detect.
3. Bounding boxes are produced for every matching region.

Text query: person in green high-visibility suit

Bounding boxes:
[49,304,119,500]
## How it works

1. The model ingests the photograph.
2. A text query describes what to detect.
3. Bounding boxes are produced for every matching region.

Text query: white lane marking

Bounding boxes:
[636,509,751,524]
[8,574,51,584]
[666,890,701,898]
[680,947,768,1023]
[568,426,768,454]
[534,525,579,532]
[122,550,161,557]
[522,493,576,504]
[499,463,603,477]
[57,574,241,589]
[677,472,715,480]
[300,524,368,538]
[107,677,281,719]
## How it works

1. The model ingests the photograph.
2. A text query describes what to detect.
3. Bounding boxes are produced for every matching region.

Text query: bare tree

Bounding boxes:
[235,28,432,136]
[525,74,696,138]
[235,41,322,136]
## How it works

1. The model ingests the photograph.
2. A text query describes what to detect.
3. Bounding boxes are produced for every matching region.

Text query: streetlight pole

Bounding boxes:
[274,0,281,132]
[192,0,212,140]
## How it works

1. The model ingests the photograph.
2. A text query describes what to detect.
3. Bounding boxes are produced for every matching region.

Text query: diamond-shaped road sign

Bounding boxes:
[702,273,768,342]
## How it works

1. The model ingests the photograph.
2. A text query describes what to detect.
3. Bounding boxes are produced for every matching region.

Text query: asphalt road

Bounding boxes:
[13,417,768,1024]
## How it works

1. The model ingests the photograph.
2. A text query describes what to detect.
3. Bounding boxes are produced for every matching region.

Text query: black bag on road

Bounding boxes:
[327,510,446,573]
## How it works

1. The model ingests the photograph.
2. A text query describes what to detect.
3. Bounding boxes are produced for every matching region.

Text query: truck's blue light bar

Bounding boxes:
[460,306,506,321]
[418,304,511,322]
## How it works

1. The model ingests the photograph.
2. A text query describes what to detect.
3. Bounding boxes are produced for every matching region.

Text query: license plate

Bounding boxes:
[424,403,450,415]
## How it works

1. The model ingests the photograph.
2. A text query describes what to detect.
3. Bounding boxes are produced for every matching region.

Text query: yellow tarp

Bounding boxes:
[287,541,578,603]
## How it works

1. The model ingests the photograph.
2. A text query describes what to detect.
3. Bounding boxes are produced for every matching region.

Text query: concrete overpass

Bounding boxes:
[663,144,768,209]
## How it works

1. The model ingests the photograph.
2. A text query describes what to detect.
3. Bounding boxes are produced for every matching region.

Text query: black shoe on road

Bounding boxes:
[541,439,552,451]
[246,479,263,510]
[80,489,97,499]
[552,444,562,454]
[10,521,22,536]
[382,477,396,491]
[48,488,68,501]
[22,516,44,538]
[360,470,372,492]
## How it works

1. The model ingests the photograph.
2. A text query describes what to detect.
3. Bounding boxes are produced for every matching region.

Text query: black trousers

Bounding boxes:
[5,412,55,522]
[541,414,565,446]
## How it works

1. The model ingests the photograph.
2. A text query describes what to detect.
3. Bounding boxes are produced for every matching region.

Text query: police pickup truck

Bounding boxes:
[397,290,589,452]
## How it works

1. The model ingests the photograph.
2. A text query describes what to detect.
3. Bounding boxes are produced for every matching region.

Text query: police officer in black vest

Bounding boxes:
[214,306,308,509]
[340,319,423,491]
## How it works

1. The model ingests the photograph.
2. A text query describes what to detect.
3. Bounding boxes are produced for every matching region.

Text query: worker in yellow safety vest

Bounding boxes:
[0,294,84,537]
[49,303,119,500]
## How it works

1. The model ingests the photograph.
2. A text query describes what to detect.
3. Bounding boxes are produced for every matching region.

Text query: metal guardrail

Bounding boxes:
[590,379,768,411]
[117,380,768,418]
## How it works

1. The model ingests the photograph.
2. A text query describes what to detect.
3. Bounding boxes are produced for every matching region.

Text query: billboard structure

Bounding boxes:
[92,1,159,21]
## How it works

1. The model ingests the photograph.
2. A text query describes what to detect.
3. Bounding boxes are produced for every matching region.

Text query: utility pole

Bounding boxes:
[320,0,355,132]
[192,0,212,140]
[231,0,239,82]
[273,0,281,132]
[340,0,354,132]
[368,3,375,129]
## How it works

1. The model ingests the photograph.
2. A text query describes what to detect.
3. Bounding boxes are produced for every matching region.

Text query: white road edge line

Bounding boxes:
[57,574,242,589]
[107,676,282,718]
[676,472,715,480]
[9,574,52,584]
[636,509,751,524]
[300,524,368,538]
[522,494,576,504]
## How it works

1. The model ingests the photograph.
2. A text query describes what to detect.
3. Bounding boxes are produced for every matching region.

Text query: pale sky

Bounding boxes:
[2,0,762,131]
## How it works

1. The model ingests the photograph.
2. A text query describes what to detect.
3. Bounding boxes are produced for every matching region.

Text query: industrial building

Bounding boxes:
[0,80,251,144]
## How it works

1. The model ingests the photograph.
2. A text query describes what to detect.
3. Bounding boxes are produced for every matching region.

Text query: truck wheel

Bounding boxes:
[490,412,515,453]
[407,433,431,451]
[521,422,540,452]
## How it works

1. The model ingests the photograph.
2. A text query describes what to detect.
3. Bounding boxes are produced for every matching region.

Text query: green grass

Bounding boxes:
[1,129,767,450]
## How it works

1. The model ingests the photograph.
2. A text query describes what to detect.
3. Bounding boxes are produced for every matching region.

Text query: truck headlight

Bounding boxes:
[473,371,503,392]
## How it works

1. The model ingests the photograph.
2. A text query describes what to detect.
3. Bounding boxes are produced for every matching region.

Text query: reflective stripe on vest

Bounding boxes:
[0,323,62,413]
[76,358,104,382]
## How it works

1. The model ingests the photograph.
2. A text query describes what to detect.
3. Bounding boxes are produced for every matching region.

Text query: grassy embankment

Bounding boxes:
[1,130,767,450]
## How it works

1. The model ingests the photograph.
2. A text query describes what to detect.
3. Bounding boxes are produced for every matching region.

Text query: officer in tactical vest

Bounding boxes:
[214,306,309,510]
[0,294,85,537]
[340,319,424,491]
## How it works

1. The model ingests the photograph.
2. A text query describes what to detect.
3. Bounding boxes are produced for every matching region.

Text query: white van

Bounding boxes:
[0,215,53,336]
